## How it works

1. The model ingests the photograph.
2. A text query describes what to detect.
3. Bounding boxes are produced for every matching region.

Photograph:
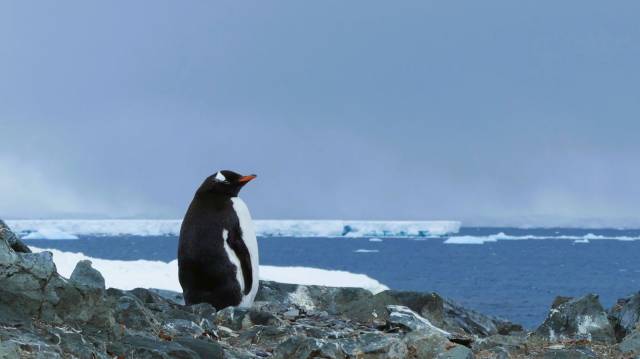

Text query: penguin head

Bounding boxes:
[199,170,257,197]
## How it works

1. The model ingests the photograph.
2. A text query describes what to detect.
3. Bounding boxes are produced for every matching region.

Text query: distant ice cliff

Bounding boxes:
[6,219,461,239]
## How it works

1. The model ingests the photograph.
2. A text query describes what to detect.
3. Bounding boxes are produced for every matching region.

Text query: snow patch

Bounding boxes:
[29,247,389,294]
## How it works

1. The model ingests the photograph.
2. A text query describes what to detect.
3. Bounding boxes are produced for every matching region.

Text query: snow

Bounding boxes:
[30,247,389,294]
[354,249,380,253]
[7,219,461,238]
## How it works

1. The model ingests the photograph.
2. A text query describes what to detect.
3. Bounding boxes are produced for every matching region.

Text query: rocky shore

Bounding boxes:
[1,220,640,358]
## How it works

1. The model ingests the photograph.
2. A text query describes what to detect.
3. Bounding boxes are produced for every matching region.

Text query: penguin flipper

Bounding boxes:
[227,225,253,295]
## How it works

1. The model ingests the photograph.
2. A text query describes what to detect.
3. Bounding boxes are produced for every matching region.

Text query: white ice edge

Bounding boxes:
[6,219,461,239]
[444,232,640,244]
[30,247,390,294]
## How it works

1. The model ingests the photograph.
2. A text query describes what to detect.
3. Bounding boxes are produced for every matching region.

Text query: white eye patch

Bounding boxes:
[214,171,226,182]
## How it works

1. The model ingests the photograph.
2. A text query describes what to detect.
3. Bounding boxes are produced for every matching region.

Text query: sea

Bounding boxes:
[13,223,640,329]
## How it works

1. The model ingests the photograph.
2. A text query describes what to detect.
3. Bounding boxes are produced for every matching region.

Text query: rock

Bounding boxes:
[618,330,640,355]
[150,288,186,305]
[257,281,521,337]
[535,294,615,344]
[114,334,200,358]
[386,305,450,337]
[283,308,300,320]
[609,291,640,341]
[173,337,224,359]
[0,219,30,253]
[70,260,105,290]
[162,319,205,338]
[273,336,346,359]
[112,293,161,333]
[473,334,528,357]
[442,297,522,336]
[543,347,597,358]
[0,341,21,359]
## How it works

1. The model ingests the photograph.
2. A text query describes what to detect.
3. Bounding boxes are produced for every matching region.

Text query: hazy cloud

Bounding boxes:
[1,1,640,226]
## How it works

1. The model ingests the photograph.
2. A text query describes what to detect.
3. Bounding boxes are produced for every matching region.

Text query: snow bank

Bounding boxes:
[8,219,460,238]
[30,247,389,294]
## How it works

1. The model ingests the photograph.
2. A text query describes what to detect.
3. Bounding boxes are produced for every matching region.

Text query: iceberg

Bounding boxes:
[30,247,390,294]
[354,249,380,253]
[21,228,79,240]
[444,232,640,244]
[7,219,461,239]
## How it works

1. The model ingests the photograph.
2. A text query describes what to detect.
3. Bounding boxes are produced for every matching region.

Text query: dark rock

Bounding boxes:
[113,294,161,332]
[442,297,522,336]
[70,260,105,290]
[256,281,521,338]
[535,294,615,344]
[0,220,30,253]
[173,337,224,359]
[618,330,640,355]
[116,334,199,358]
[386,305,450,337]
[0,341,21,359]
[543,347,597,359]
[609,291,640,341]
[273,335,346,359]
[472,334,528,357]
[149,288,186,305]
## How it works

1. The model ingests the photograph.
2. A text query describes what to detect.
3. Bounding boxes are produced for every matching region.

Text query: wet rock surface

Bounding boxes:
[1,223,639,358]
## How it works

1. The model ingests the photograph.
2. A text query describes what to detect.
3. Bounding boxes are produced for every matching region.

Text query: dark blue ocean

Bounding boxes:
[23,227,640,329]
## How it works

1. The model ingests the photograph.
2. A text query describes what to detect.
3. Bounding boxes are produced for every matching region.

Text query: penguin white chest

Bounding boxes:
[226,197,259,308]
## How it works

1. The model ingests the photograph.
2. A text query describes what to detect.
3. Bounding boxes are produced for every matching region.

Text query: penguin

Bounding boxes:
[178,170,259,309]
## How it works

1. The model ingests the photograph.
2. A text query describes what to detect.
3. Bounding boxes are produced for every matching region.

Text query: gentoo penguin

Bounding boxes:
[178,170,259,309]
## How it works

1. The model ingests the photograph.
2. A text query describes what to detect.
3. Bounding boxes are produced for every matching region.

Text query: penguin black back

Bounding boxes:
[178,170,257,309]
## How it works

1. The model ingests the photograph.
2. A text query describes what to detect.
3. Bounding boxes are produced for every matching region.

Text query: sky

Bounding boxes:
[1,1,640,227]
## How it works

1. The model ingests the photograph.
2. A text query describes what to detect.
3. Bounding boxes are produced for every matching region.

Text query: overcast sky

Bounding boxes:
[1,1,639,227]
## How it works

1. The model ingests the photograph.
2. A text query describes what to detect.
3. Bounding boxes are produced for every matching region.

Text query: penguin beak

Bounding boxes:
[238,174,257,184]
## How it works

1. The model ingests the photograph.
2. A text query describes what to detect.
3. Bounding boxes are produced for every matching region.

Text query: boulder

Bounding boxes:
[256,281,521,338]
[534,294,615,344]
[70,260,105,290]
[0,219,30,253]
[618,330,640,355]
[609,291,640,341]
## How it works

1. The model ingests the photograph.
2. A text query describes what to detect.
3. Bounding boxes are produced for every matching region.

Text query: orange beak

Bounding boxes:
[238,174,257,183]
